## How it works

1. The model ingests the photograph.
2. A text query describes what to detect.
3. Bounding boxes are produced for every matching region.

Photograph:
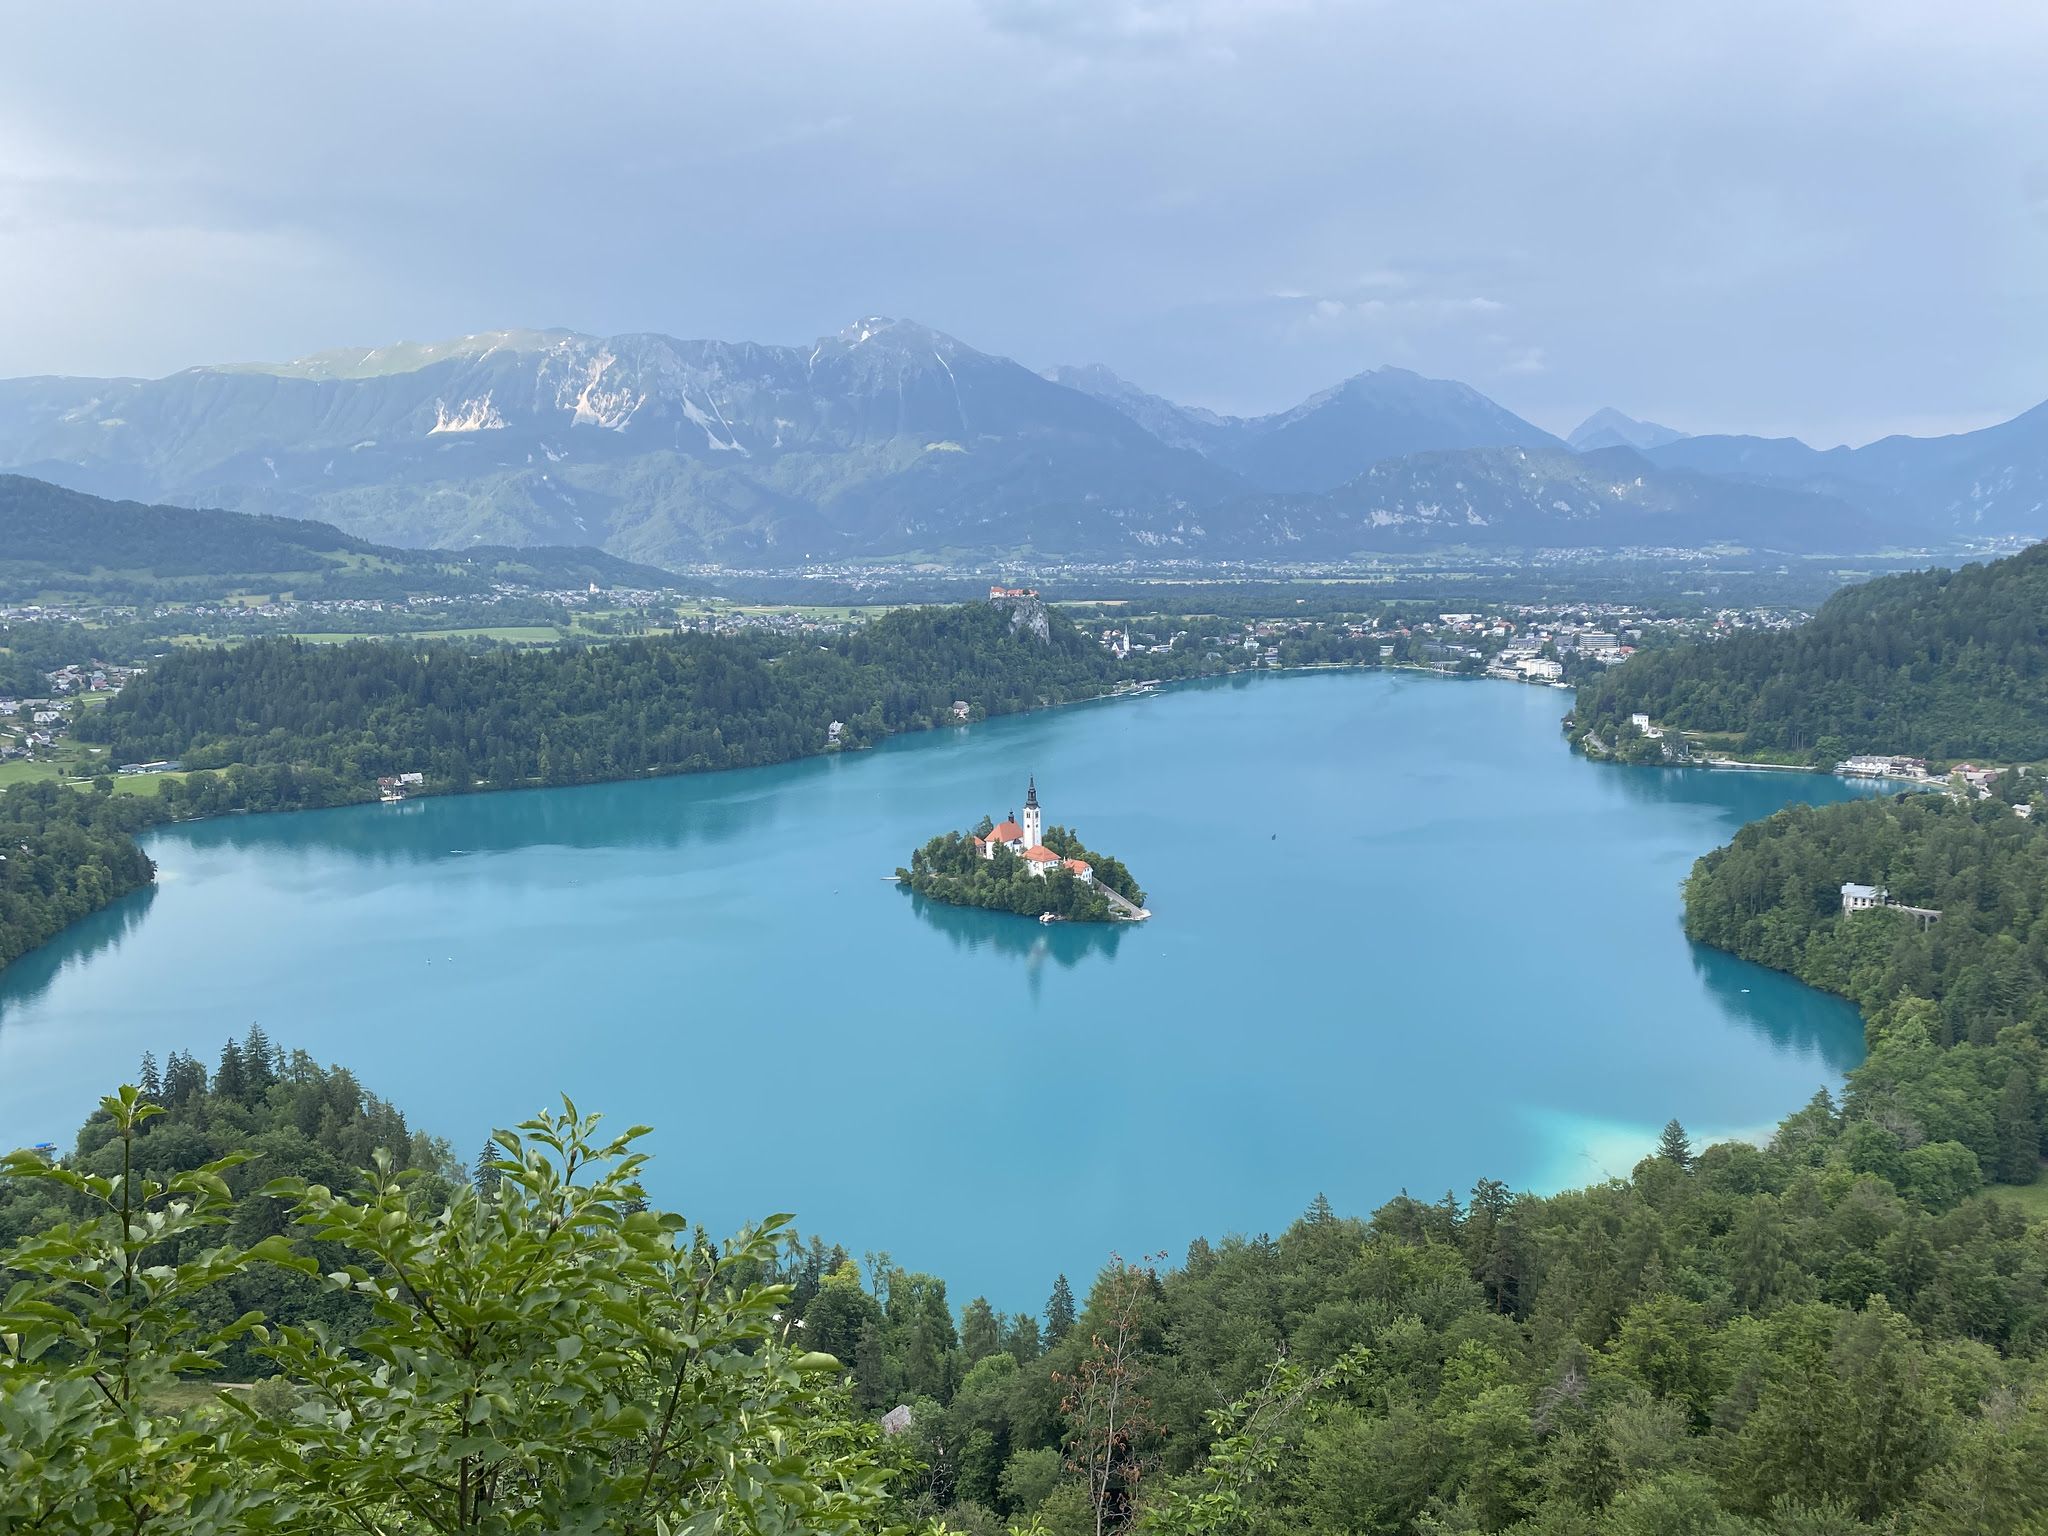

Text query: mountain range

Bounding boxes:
[0,318,2040,566]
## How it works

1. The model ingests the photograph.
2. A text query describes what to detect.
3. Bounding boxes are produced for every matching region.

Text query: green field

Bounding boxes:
[697,603,893,622]
[1986,1164,2048,1224]
[290,625,565,645]
[0,757,188,796]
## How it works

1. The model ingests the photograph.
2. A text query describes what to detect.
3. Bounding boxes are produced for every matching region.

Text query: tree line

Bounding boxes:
[80,602,1138,788]
[1575,541,2048,762]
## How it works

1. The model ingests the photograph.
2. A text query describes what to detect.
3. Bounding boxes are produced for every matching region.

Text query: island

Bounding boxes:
[898,776,1149,922]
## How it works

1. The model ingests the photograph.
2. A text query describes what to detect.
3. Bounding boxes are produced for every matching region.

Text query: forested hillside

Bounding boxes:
[0,473,678,601]
[12,984,2048,1533]
[0,781,158,969]
[1685,790,2048,1050]
[1575,541,2048,762]
[81,600,1134,786]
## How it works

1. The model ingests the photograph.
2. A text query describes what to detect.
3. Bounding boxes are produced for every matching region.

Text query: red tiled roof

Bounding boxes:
[1063,858,1091,874]
[990,820,1024,840]
[1024,845,1058,862]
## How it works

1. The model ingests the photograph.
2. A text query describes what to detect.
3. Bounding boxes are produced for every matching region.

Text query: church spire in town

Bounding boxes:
[1022,774,1043,848]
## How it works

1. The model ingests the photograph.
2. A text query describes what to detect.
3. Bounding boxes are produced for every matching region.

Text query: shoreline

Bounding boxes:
[892,878,1141,927]
[6,659,1896,1308]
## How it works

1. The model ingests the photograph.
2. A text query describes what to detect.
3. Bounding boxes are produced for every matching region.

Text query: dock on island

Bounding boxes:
[1095,884,1150,921]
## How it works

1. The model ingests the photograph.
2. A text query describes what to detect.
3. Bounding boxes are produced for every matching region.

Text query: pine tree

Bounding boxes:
[961,1296,1003,1363]
[161,1050,206,1107]
[1003,1312,1042,1364]
[214,1038,248,1102]
[242,1024,278,1094]
[1993,1065,2039,1184]
[1658,1118,1694,1169]
[1045,1273,1076,1346]
[137,1051,161,1100]
[473,1140,502,1195]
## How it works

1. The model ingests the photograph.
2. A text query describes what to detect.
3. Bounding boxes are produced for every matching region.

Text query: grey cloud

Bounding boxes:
[0,0,2044,443]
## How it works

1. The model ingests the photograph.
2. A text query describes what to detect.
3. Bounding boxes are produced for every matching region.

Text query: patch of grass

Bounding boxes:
[101,770,188,797]
[0,759,60,787]
[1985,1165,2048,1224]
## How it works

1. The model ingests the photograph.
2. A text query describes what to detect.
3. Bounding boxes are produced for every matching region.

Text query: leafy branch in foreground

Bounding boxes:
[0,1085,287,1534]
[0,1093,903,1536]
[1140,1346,1371,1535]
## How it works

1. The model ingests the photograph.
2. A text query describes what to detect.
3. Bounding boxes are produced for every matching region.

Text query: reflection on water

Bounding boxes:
[0,886,157,1023]
[906,891,1125,992]
[1595,759,1894,821]
[907,890,1126,964]
[163,759,812,866]
[1688,943,1866,1076]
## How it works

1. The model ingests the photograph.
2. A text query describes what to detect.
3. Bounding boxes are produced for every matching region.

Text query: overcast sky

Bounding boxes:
[3,1,2044,444]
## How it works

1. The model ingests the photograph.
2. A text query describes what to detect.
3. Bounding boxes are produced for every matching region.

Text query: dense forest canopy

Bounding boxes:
[1575,541,2048,762]
[1686,790,2048,1184]
[0,780,157,969]
[81,600,1135,787]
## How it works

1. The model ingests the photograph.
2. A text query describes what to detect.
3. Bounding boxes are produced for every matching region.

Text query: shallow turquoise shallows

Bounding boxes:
[0,673,1886,1306]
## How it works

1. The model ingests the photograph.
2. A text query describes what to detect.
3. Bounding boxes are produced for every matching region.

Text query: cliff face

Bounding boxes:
[995,595,1052,645]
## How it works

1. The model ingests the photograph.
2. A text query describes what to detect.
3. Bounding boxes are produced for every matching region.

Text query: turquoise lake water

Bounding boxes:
[0,672,1884,1307]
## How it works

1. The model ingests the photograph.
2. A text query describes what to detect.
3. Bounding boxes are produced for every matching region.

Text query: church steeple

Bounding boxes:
[1022,774,1042,848]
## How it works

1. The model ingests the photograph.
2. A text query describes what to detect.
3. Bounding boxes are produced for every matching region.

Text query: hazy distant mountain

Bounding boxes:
[1567,407,1689,453]
[0,318,2028,563]
[0,320,1238,565]
[1043,364,1234,457]
[1207,368,1566,494]
[1056,362,1563,494]
[1644,401,2048,541]
[1218,445,1878,556]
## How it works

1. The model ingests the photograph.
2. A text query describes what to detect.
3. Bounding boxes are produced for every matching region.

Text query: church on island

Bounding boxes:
[973,777,1094,883]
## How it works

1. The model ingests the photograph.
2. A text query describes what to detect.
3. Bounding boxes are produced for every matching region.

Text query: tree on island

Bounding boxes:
[900,822,1144,923]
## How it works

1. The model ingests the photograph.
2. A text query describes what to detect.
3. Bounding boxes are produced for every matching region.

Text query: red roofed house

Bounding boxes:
[971,776,1085,878]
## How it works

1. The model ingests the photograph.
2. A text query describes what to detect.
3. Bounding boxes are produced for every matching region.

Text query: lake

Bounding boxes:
[0,672,1884,1308]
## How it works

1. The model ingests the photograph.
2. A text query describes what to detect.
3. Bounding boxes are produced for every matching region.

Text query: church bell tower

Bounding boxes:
[1022,775,1042,847]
